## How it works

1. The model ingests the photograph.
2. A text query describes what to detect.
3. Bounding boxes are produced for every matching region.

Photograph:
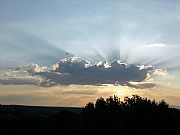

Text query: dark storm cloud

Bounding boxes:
[0,56,159,89]
[34,57,154,87]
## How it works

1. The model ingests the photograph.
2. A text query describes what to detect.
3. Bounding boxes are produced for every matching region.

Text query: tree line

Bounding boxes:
[0,95,180,135]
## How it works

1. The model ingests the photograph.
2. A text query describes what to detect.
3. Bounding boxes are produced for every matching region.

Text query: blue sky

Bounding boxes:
[1,0,180,67]
[1,0,180,59]
[0,0,180,106]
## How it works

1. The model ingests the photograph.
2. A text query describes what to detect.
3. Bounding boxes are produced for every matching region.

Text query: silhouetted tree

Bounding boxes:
[85,102,94,110]
[106,95,120,108]
[158,99,169,111]
[83,102,94,113]
[95,97,106,111]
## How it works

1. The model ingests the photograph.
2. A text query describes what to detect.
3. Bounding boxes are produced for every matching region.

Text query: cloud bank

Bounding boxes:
[0,56,167,89]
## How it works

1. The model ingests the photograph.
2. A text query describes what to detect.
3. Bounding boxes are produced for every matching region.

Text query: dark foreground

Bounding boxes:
[0,95,180,135]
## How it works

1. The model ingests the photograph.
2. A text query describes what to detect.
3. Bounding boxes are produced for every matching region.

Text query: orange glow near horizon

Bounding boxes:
[0,84,180,107]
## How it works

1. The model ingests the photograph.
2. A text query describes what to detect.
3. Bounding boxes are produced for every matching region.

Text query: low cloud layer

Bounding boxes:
[0,56,167,89]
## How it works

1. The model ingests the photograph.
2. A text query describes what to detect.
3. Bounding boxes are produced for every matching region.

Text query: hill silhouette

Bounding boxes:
[0,95,180,135]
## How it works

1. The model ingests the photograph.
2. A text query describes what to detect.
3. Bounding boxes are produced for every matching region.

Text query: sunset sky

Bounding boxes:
[0,0,180,107]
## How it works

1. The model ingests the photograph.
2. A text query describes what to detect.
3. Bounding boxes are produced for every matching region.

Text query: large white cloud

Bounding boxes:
[0,56,167,89]
[35,56,156,88]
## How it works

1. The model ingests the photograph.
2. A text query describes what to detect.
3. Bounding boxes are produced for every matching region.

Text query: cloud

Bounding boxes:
[127,82,156,89]
[10,63,48,74]
[35,57,158,88]
[0,69,52,87]
[57,89,98,95]
[0,56,167,89]
[146,43,167,48]
[0,78,38,86]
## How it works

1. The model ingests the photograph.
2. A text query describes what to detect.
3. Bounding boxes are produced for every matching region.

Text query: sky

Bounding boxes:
[0,0,180,107]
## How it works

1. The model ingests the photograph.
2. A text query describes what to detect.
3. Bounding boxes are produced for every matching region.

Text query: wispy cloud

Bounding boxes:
[146,43,167,48]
